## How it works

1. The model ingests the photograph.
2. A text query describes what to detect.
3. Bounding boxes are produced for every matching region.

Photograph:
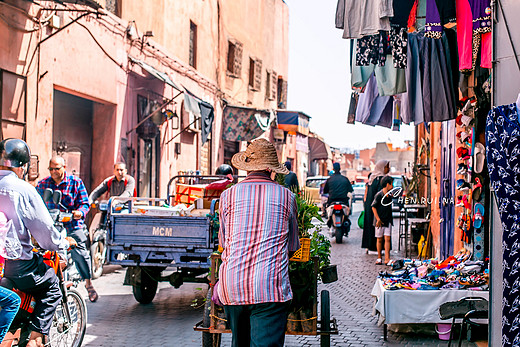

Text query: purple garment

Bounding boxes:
[469,0,491,32]
[355,73,378,123]
[355,74,393,127]
[425,0,442,39]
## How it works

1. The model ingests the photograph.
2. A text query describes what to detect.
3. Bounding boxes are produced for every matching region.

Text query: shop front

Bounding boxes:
[335,0,501,343]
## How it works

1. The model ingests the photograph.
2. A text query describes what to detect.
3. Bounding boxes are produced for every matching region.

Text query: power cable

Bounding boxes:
[75,20,125,69]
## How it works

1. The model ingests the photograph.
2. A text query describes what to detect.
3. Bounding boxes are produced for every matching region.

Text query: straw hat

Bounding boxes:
[231,138,289,174]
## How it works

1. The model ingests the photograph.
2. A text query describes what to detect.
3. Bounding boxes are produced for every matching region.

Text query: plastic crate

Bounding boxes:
[290,238,311,262]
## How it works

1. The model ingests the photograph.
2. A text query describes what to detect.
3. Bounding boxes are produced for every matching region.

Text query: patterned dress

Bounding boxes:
[485,104,520,347]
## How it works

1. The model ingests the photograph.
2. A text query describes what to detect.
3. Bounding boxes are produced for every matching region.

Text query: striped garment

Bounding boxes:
[36,173,90,234]
[217,172,300,305]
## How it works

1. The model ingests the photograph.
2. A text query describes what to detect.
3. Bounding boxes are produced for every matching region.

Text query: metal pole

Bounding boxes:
[126,91,183,136]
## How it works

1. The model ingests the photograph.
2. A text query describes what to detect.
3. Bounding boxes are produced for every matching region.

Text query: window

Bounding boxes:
[1,70,27,140]
[266,69,277,101]
[248,58,262,91]
[189,21,197,68]
[227,40,243,77]
[106,0,122,17]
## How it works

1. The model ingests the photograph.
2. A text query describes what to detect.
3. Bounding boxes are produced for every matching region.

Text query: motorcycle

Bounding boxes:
[89,199,128,279]
[328,202,351,244]
[2,189,87,347]
[89,201,109,279]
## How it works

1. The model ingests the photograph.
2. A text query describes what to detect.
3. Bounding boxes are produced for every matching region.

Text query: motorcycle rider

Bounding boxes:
[36,156,98,302]
[0,139,75,347]
[215,163,233,176]
[88,162,136,204]
[323,162,353,223]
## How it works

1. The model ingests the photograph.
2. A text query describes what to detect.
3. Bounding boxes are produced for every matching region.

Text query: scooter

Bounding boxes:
[328,202,351,244]
[1,189,87,347]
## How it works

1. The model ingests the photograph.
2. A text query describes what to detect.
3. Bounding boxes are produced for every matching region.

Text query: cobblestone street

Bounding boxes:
[81,202,476,346]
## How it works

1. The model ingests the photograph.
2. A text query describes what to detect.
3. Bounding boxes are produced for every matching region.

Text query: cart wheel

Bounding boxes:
[202,289,221,347]
[320,290,331,347]
[335,227,343,244]
[133,268,158,304]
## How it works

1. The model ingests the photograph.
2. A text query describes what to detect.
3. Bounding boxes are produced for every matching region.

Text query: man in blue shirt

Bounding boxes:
[36,156,98,302]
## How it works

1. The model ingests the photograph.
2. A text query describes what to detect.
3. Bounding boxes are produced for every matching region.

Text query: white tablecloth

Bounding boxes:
[371,279,489,325]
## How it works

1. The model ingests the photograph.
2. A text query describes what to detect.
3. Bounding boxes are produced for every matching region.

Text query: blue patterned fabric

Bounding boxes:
[485,104,520,347]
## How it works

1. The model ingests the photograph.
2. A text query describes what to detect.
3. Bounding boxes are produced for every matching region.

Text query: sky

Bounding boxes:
[284,0,415,150]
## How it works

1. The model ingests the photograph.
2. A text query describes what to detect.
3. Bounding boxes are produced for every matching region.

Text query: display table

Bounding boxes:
[371,279,489,339]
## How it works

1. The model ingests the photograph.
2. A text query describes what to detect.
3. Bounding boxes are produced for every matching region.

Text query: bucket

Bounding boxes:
[321,265,338,284]
[435,323,452,341]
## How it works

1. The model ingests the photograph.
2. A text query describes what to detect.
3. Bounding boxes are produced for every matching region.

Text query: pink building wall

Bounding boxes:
[0,0,288,197]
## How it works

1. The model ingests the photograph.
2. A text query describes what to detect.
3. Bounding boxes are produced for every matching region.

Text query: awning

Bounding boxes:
[129,56,182,91]
[223,106,273,141]
[277,111,310,136]
[308,137,331,161]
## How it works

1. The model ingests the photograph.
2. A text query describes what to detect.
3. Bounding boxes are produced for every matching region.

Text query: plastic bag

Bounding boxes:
[357,210,364,229]
[0,212,22,259]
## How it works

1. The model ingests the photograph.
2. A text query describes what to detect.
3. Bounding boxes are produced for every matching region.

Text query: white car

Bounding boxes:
[352,182,366,202]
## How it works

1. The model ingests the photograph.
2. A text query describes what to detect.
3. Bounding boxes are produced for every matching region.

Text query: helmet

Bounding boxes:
[215,164,233,176]
[0,138,31,168]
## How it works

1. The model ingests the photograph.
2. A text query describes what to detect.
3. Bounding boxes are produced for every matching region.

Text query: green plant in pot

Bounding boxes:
[283,183,326,332]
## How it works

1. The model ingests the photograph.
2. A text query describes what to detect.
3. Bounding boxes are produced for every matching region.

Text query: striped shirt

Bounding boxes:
[217,172,300,305]
[36,173,90,233]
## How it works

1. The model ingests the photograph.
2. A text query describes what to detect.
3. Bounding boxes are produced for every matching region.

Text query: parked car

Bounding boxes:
[303,176,328,210]
[352,182,366,202]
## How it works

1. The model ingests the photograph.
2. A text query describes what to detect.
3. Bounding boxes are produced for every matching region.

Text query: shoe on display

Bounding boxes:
[457,163,467,175]
[456,179,471,191]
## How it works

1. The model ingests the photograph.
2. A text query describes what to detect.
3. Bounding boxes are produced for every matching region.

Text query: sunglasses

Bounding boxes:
[48,167,63,171]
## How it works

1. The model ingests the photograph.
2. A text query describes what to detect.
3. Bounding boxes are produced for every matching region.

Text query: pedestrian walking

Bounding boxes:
[283,160,299,192]
[361,159,390,253]
[217,138,300,347]
[372,175,394,265]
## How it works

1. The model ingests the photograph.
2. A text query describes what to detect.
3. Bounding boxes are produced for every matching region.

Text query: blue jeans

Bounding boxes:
[224,302,289,347]
[0,286,20,342]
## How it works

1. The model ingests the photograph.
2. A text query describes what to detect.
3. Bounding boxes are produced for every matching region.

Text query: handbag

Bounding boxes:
[357,210,364,229]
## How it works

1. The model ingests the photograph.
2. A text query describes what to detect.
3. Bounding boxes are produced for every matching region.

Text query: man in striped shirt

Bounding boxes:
[217,138,300,347]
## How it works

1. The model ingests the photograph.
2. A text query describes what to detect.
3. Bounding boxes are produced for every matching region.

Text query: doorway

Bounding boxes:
[52,90,93,191]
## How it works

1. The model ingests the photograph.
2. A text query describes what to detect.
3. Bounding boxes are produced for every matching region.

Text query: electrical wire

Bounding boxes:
[75,20,125,69]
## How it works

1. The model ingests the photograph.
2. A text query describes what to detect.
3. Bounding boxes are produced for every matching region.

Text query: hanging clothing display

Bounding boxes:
[390,27,408,69]
[425,0,443,38]
[390,0,417,28]
[485,104,520,346]
[222,106,273,142]
[434,0,457,25]
[199,101,214,144]
[457,0,492,71]
[335,0,345,29]
[352,55,407,96]
[398,31,458,124]
[355,74,394,129]
[338,0,393,39]
[356,32,389,67]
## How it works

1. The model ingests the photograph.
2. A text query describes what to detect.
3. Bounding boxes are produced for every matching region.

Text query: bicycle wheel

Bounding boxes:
[48,289,87,347]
